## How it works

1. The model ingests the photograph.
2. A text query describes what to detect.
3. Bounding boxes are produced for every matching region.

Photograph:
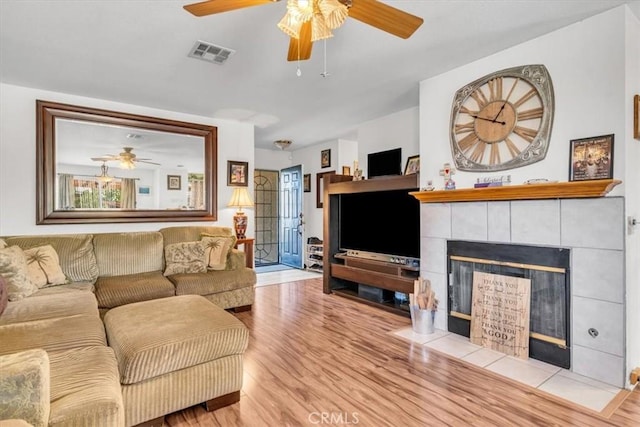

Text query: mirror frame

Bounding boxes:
[36,100,217,224]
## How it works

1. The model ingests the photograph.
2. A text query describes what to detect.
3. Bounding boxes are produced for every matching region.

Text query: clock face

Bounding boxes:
[450,64,554,171]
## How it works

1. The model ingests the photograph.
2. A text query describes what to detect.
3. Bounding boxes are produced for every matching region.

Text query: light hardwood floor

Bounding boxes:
[166,278,639,426]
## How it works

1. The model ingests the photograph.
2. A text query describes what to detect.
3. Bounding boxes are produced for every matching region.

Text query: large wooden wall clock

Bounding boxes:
[450,64,554,172]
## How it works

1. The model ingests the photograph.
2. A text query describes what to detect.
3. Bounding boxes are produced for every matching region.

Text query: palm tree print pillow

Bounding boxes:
[23,245,68,288]
[201,236,235,271]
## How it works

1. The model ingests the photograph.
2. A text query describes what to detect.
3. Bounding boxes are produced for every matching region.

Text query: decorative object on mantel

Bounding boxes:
[410,179,621,204]
[352,160,363,181]
[421,180,435,191]
[569,134,614,182]
[634,94,639,140]
[228,187,254,239]
[404,155,420,175]
[474,175,511,188]
[449,64,555,172]
[409,278,438,335]
[439,162,456,190]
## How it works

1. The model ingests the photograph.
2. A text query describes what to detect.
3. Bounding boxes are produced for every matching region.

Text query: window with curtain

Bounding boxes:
[72,178,122,209]
[188,173,205,209]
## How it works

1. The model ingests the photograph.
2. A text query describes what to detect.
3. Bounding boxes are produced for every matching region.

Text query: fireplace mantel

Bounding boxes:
[410,179,621,203]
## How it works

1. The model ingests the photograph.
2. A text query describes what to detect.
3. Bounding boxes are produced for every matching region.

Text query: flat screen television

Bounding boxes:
[339,187,420,262]
[367,148,401,178]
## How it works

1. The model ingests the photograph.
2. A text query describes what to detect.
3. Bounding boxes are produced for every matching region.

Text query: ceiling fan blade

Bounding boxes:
[184,0,279,17]
[348,0,423,39]
[287,21,313,61]
[91,156,115,162]
[137,160,161,166]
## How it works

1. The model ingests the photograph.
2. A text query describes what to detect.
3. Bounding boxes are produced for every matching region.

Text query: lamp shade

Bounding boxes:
[227,188,254,210]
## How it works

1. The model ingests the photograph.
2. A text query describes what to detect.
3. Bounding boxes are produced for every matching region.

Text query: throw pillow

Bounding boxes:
[0,349,51,427]
[201,235,236,270]
[0,246,38,301]
[23,245,67,288]
[163,241,207,276]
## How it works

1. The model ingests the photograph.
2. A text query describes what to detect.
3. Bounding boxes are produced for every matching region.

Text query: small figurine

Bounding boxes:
[421,180,435,191]
[439,163,456,190]
[352,160,364,181]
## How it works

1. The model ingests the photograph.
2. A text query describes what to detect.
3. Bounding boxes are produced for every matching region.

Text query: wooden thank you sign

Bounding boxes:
[470,271,531,359]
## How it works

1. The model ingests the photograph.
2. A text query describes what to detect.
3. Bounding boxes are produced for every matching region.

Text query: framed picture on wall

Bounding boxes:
[321,149,331,168]
[316,171,335,208]
[227,160,249,187]
[303,174,311,192]
[404,155,420,175]
[569,134,614,181]
[167,175,181,190]
[341,166,351,175]
[138,185,151,195]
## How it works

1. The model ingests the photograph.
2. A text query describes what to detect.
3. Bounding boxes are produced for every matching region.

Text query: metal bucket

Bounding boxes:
[410,305,435,334]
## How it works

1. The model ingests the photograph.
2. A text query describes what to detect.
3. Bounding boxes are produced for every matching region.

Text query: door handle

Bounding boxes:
[297,213,305,235]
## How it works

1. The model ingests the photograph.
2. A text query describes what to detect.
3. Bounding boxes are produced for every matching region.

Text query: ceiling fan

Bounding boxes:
[91,147,160,170]
[183,0,424,61]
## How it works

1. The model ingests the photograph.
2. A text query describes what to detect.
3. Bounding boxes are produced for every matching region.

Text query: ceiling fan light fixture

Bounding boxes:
[274,140,293,150]
[96,162,114,183]
[120,159,135,170]
[311,11,333,41]
[277,11,303,38]
[318,0,348,29]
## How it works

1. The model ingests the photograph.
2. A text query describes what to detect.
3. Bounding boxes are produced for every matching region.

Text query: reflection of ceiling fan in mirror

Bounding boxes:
[183,0,423,61]
[91,147,161,170]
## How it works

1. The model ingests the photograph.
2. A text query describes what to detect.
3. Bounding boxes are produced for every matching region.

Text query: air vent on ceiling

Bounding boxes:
[188,40,236,65]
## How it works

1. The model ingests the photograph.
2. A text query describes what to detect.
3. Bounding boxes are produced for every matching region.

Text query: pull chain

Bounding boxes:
[296,37,302,77]
[321,39,330,78]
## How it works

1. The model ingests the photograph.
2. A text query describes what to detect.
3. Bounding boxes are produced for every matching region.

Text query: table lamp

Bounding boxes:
[227,187,254,239]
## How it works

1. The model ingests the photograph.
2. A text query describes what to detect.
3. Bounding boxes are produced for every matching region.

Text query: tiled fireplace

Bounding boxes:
[419,197,625,387]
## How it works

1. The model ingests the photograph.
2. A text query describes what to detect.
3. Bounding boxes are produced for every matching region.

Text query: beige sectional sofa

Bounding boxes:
[0,226,256,426]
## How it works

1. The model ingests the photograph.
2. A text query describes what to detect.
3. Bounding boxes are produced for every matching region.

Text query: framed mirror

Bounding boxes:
[36,100,217,224]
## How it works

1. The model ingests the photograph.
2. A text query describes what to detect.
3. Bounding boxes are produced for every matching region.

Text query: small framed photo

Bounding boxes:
[569,134,614,181]
[404,155,420,175]
[321,149,331,168]
[341,166,351,176]
[303,174,311,192]
[227,160,249,187]
[167,175,181,190]
[316,171,335,208]
[634,94,639,140]
[138,185,151,195]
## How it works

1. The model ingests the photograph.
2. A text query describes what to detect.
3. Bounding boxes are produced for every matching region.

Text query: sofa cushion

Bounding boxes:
[159,226,235,247]
[0,314,106,356]
[103,295,249,384]
[0,349,50,427]
[163,241,207,276]
[0,276,7,316]
[93,232,164,277]
[0,246,38,301]
[168,268,257,296]
[0,238,6,249]
[94,271,175,309]
[201,235,236,270]
[6,234,98,283]
[23,245,67,288]
[48,346,124,427]
[0,291,98,326]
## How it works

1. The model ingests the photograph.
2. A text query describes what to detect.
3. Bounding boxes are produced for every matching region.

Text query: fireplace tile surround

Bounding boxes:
[419,197,625,387]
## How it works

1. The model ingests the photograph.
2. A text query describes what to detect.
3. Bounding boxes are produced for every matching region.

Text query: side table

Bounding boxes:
[234,238,254,268]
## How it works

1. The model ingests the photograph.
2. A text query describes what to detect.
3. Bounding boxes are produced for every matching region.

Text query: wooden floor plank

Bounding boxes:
[166,278,639,426]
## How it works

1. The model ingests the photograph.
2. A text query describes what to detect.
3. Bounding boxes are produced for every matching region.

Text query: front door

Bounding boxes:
[279,165,303,268]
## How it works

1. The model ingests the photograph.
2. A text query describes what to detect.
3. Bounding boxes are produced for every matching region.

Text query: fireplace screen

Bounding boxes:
[447,241,570,368]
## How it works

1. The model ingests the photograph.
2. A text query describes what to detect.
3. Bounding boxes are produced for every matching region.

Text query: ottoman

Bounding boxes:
[103,295,249,426]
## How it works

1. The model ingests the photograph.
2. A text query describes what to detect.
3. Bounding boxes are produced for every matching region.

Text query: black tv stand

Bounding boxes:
[322,174,419,317]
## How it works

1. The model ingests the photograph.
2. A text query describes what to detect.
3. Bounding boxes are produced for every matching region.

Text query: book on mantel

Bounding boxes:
[473,182,503,188]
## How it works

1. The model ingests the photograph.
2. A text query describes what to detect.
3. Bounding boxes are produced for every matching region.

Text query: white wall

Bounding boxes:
[0,83,255,236]
[356,107,420,179]
[418,5,639,386]
[419,8,627,194]
[624,5,640,384]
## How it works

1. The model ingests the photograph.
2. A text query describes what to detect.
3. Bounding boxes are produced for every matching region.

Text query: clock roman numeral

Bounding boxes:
[469,141,487,163]
[470,89,489,109]
[513,126,538,143]
[455,122,475,134]
[504,137,521,158]
[460,106,478,115]
[457,133,480,152]
[513,88,539,108]
[490,143,501,165]
[488,77,503,101]
[517,107,544,121]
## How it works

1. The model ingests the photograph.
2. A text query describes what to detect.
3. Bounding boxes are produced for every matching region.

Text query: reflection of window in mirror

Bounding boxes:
[188,173,205,209]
